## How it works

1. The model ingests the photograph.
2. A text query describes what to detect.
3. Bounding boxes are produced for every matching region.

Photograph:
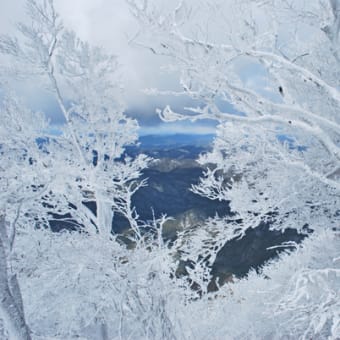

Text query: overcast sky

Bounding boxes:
[0,0,217,134]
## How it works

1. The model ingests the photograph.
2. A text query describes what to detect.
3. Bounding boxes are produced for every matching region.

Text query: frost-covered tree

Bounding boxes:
[127,0,339,228]
[127,0,340,338]
[174,229,340,339]
[0,91,49,340]
[0,0,149,238]
[0,0,160,338]
[12,216,182,339]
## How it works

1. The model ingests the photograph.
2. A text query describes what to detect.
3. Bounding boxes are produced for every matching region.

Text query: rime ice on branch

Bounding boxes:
[0,0,154,338]
[128,0,340,338]
[0,0,150,237]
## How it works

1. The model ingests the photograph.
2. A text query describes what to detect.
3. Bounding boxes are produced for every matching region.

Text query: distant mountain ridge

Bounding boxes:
[138,133,215,148]
[126,134,214,162]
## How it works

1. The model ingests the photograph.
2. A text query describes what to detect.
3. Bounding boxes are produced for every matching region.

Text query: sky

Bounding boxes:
[0,0,218,135]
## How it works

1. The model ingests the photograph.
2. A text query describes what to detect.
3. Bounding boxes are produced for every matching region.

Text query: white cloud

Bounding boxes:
[0,0,181,121]
[54,0,176,110]
[0,0,25,35]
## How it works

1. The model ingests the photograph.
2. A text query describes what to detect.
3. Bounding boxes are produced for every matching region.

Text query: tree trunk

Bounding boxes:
[96,195,113,236]
[0,215,31,340]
